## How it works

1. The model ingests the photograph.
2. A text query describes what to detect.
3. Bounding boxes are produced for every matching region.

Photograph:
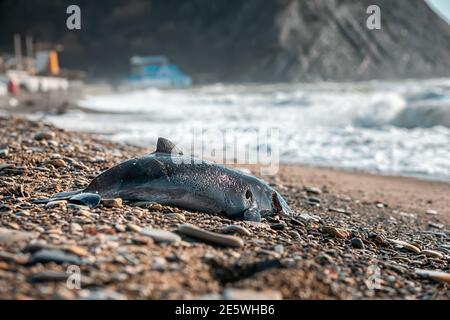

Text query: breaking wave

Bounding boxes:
[45,78,450,181]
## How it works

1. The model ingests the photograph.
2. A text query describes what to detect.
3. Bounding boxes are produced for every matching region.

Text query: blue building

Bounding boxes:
[126,56,192,89]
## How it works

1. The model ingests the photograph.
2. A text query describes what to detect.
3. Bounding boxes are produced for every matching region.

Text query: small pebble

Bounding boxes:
[223,288,282,300]
[114,224,126,232]
[388,239,421,254]
[289,217,305,226]
[368,233,385,245]
[140,228,181,243]
[28,271,93,285]
[415,269,450,283]
[351,237,365,249]
[0,149,9,157]
[101,198,123,208]
[27,249,83,265]
[152,256,167,271]
[304,186,322,195]
[220,225,251,236]
[322,226,349,239]
[308,196,321,204]
[69,223,83,234]
[127,224,142,233]
[65,246,89,257]
[48,159,67,168]
[274,244,284,254]
[270,223,286,231]
[34,131,56,141]
[296,213,320,223]
[0,228,37,245]
[79,289,127,300]
[288,230,302,240]
[178,224,244,248]
[421,249,443,259]
[428,222,444,229]
[45,200,67,209]
[328,207,350,215]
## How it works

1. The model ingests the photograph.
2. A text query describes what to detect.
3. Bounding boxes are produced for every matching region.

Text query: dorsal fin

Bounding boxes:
[155,137,183,155]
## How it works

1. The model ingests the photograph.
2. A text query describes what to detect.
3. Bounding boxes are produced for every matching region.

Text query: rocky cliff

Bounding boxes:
[1,0,450,82]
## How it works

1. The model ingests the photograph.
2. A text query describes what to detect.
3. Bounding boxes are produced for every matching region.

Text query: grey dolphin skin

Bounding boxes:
[80,138,291,221]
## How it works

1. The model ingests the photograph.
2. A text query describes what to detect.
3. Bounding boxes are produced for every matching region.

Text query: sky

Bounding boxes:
[427,0,450,23]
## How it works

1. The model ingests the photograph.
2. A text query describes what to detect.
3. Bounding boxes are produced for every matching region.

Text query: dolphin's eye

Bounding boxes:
[245,190,252,200]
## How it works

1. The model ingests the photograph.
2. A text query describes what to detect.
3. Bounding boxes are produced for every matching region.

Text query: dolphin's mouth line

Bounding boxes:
[272,193,283,214]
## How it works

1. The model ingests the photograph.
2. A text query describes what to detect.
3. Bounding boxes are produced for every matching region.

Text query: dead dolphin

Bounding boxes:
[60,138,291,221]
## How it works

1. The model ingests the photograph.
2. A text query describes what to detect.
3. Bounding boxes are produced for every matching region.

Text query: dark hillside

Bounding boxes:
[1,0,449,82]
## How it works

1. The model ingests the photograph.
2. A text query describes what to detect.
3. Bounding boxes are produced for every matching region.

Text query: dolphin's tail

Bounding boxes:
[31,189,84,204]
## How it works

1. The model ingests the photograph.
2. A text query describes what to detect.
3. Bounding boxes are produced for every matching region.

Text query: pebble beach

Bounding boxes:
[0,115,449,300]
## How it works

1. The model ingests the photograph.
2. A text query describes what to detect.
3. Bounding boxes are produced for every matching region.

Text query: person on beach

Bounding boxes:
[7,77,19,96]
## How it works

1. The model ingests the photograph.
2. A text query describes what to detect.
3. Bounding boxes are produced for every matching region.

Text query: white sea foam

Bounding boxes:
[44,79,450,181]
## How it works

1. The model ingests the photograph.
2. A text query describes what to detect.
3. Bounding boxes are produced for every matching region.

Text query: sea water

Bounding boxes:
[44,78,450,181]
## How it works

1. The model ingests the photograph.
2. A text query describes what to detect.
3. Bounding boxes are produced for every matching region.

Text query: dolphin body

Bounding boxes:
[76,138,291,221]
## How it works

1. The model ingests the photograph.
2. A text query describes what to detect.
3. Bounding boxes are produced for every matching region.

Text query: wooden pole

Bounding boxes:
[26,35,34,58]
[25,35,34,72]
[14,34,23,70]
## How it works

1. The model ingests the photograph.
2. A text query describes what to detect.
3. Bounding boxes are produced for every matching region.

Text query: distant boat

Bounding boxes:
[125,55,192,89]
